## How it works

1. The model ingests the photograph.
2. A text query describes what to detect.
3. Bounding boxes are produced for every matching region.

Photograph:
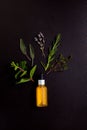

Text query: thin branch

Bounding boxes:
[25,54,31,61]
[18,66,25,72]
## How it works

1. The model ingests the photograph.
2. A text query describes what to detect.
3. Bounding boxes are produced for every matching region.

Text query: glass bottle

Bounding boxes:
[36,74,48,107]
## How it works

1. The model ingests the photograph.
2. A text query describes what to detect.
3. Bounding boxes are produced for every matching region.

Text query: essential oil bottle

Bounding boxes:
[36,74,48,107]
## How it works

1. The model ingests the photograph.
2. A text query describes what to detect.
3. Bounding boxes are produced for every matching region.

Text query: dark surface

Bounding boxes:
[0,0,87,129]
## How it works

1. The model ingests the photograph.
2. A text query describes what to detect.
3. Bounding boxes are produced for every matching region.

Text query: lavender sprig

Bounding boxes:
[34,32,45,57]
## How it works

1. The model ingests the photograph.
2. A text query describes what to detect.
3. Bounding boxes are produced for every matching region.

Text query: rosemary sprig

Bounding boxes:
[41,34,61,71]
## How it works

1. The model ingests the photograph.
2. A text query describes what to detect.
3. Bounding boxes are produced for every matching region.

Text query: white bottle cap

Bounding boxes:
[38,79,45,85]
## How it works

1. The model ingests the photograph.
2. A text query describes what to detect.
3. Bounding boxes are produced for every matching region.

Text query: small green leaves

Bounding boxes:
[16,65,37,84]
[30,65,37,79]
[11,61,37,84]
[29,44,35,66]
[19,61,27,70]
[11,61,19,71]
[42,33,61,71]
[11,61,27,79]
[46,54,71,74]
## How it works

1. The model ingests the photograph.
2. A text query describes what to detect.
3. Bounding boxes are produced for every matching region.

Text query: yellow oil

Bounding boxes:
[36,85,48,107]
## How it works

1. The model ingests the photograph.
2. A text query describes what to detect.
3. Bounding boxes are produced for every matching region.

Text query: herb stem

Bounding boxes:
[18,66,25,72]
[42,49,45,58]
[25,54,31,61]
[31,59,34,67]
[47,69,52,74]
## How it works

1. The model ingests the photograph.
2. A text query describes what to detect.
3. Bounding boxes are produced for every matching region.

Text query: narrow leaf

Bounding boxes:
[20,38,27,55]
[16,78,31,84]
[44,34,61,71]
[55,34,61,47]
[11,61,19,71]
[30,65,37,79]
[15,71,21,79]
[29,44,35,66]
[20,71,27,77]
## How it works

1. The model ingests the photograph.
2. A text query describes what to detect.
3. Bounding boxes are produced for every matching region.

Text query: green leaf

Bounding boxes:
[29,44,35,66]
[11,61,28,79]
[16,78,31,84]
[20,61,27,69]
[55,34,61,46]
[20,38,27,55]
[15,70,21,79]
[20,71,27,77]
[45,34,61,71]
[30,65,37,79]
[11,61,19,71]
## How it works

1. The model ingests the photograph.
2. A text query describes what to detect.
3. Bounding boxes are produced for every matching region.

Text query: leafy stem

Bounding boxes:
[11,61,37,84]
[34,32,45,58]
[41,34,61,71]
[46,54,72,74]
[25,53,31,61]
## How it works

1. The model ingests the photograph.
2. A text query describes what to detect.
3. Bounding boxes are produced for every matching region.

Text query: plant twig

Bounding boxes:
[17,66,25,72]
[25,53,31,61]
[44,34,61,71]
[34,32,45,57]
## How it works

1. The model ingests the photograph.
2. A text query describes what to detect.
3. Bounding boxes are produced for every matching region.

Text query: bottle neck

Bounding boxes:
[38,79,45,86]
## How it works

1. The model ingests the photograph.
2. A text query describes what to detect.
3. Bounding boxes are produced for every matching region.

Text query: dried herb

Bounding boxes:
[34,32,45,57]
[47,54,72,74]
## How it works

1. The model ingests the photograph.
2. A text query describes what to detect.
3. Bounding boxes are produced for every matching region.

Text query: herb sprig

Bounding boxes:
[34,32,45,57]
[11,61,37,84]
[41,34,61,71]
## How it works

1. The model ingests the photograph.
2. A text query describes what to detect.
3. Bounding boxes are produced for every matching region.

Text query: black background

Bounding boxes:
[0,0,87,129]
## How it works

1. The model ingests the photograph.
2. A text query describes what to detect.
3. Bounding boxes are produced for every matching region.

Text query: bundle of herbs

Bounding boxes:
[11,32,71,84]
